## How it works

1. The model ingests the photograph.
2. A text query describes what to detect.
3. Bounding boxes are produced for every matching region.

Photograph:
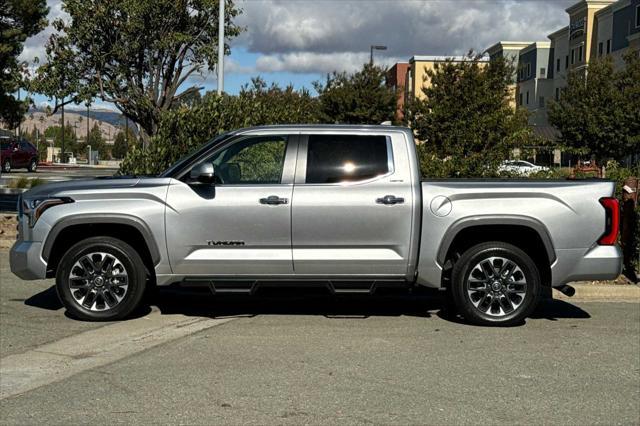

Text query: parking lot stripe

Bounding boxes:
[0,310,236,399]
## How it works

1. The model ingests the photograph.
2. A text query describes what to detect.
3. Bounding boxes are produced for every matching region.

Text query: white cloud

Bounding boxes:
[236,0,575,73]
[22,0,578,78]
[18,0,68,64]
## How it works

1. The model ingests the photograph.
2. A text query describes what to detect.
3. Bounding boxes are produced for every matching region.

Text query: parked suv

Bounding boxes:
[1,138,39,172]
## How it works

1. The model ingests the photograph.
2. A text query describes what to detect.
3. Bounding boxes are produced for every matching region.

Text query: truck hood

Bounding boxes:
[22,176,151,199]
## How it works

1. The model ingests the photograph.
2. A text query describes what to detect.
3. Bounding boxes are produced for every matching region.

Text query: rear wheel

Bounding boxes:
[451,242,541,326]
[27,158,37,172]
[2,159,10,173]
[56,236,147,321]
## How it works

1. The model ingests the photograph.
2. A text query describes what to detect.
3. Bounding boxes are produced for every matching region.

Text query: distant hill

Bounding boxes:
[14,107,138,143]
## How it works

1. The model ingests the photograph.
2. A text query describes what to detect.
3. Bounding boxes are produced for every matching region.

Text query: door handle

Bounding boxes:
[260,195,289,205]
[376,195,405,205]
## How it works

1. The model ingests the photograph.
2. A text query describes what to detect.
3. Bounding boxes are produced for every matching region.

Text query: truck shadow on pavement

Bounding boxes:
[24,285,591,326]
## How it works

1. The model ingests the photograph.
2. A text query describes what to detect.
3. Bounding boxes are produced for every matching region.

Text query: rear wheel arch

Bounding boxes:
[44,216,160,279]
[439,219,554,288]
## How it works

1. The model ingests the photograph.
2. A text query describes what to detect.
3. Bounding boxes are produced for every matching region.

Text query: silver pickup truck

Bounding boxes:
[10,125,622,325]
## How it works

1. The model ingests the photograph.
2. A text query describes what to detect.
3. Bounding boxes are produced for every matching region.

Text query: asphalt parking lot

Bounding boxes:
[1,252,639,425]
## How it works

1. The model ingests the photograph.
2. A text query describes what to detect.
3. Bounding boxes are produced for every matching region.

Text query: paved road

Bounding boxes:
[1,252,638,425]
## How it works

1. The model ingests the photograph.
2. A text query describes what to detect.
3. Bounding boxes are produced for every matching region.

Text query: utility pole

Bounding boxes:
[217,0,224,94]
[125,116,129,145]
[16,89,21,138]
[86,102,90,143]
[61,98,65,163]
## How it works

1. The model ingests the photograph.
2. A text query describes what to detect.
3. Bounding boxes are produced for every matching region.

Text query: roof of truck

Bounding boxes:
[232,124,412,134]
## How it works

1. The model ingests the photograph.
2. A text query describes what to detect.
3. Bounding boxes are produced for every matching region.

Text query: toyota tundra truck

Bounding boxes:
[10,125,622,325]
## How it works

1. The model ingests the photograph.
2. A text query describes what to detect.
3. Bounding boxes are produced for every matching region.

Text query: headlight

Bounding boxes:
[23,197,74,227]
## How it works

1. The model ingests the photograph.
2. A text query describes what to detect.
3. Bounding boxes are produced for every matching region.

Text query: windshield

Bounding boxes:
[1,142,11,150]
[160,132,234,178]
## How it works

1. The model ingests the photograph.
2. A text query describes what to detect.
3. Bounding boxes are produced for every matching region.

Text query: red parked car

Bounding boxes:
[1,138,39,173]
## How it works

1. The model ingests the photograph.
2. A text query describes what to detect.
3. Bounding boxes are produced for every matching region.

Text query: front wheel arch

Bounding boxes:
[44,220,158,280]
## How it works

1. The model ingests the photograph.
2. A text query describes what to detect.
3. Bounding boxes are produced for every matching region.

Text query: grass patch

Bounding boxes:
[7,177,47,189]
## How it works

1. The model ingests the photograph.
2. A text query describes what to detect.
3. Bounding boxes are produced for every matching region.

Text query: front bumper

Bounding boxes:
[10,241,47,280]
[551,245,623,286]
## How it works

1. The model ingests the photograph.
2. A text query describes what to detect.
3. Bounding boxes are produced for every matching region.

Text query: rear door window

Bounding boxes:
[305,135,391,184]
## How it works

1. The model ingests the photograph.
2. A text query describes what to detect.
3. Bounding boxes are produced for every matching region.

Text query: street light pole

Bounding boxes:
[217,0,225,95]
[370,45,388,65]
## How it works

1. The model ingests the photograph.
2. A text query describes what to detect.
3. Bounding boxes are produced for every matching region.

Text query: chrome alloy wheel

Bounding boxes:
[466,256,527,317]
[68,252,129,311]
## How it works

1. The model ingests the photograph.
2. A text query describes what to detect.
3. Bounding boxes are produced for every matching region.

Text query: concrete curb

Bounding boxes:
[554,283,640,302]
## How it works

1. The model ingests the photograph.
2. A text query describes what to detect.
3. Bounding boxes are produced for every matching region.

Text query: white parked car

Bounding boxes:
[499,160,549,176]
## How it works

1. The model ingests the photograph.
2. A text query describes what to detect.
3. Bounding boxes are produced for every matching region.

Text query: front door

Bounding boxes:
[291,133,414,277]
[165,134,298,277]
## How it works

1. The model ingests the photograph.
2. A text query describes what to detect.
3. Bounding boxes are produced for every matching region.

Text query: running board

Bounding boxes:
[180,279,407,295]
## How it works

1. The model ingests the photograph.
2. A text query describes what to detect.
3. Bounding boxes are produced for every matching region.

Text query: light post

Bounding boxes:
[217,0,225,94]
[370,45,387,65]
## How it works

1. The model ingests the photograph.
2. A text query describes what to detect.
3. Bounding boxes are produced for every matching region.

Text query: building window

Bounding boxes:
[598,42,603,56]
[540,68,546,78]
[539,97,545,108]
[556,58,560,71]
[527,63,531,77]
[636,5,640,28]
[526,91,529,104]
[519,93,523,105]
[606,39,611,54]
[565,55,569,69]
[578,45,583,62]
[555,87,560,101]
[571,49,575,64]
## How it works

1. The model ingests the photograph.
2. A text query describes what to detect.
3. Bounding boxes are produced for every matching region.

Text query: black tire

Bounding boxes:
[56,236,147,321]
[27,158,37,172]
[2,159,10,173]
[451,242,541,326]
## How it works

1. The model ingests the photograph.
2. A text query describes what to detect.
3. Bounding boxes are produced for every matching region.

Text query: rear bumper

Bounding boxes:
[10,241,47,280]
[551,245,623,287]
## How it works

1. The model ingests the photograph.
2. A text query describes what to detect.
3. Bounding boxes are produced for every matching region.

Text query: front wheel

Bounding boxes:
[56,236,147,321]
[451,242,541,326]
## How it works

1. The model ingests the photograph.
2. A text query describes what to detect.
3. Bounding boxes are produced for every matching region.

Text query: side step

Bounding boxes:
[180,279,407,295]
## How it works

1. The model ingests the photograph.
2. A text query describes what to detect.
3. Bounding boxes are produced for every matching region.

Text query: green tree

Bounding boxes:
[120,78,319,175]
[548,53,640,166]
[314,63,396,124]
[44,124,77,154]
[405,53,537,178]
[84,122,105,156]
[0,0,48,128]
[30,0,242,143]
[112,127,136,159]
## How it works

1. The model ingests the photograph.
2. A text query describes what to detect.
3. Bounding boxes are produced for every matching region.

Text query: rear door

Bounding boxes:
[291,132,414,277]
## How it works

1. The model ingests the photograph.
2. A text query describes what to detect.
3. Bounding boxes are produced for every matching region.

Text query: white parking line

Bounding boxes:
[0,310,236,399]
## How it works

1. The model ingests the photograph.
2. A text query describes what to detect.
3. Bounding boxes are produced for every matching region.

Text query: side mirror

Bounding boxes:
[190,163,215,184]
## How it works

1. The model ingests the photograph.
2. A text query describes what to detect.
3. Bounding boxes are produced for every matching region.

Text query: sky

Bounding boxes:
[20,0,576,111]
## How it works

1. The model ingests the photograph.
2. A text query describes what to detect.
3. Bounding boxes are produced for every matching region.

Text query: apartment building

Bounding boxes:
[404,55,489,105]
[386,62,410,122]
[515,42,554,126]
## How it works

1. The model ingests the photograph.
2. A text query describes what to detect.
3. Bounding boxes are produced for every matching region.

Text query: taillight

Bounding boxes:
[598,197,619,245]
